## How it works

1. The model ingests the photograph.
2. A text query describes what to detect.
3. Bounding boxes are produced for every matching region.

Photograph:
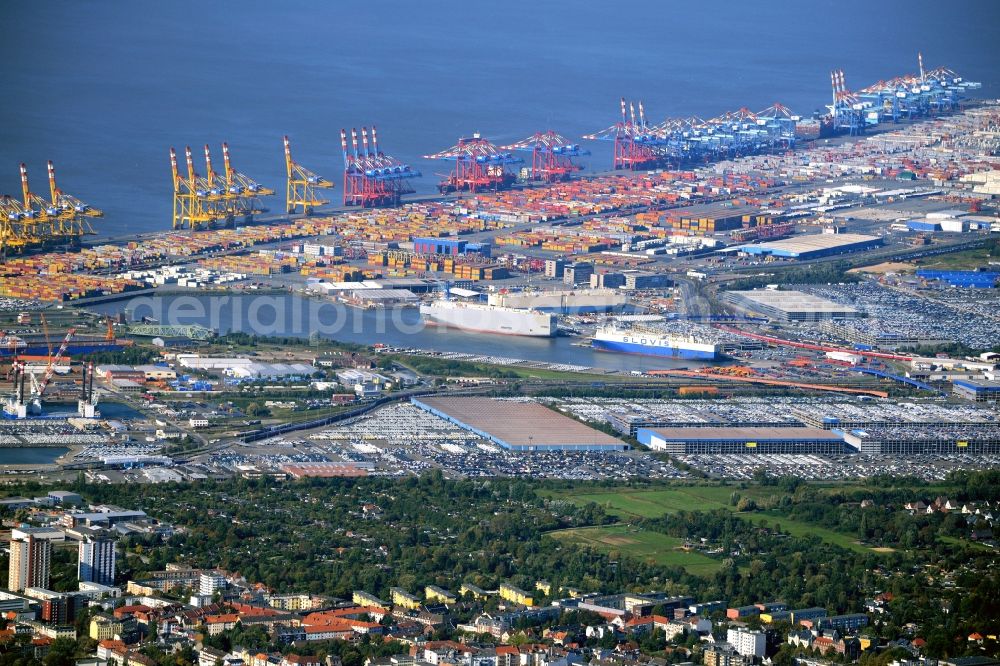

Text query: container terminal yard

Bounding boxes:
[0,57,998,485]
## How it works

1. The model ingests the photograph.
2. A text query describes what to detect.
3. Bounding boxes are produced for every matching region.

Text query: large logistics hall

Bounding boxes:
[842,427,1000,455]
[723,289,861,321]
[411,397,628,451]
[637,426,848,454]
[726,233,882,260]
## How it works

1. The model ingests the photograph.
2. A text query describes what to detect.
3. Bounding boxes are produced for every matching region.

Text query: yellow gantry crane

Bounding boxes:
[170,146,216,231]
[0,195,30,255]
[171,142,275,231]
[220,142,274,222]
[0,162,102,256]
[47,161,103,241]
[20,163,60,240]
[284,135,334,215]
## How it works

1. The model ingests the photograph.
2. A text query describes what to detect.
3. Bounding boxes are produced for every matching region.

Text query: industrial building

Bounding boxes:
[637,426,848,454]
[788,401,998,430]
[563,262,594,286]
[411,397,628,452]
[726,233,882,260]
[341,288,419,307]
[609,408,796,437]
[544,258,566,278]
[723,289,860,322]
[337,369,391,397]
[226,362,315,381]
[623,271,673,290]
[953,379,1000,403]
[843,426,1000,455]
[412,237,491,258]
[591,272,626,289]
[819,320,948,349]
[916,270,998,288]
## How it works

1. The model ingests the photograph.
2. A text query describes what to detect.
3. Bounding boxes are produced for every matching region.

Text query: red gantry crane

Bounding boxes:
[341,126,420,207]
[423,133,523,194]
[584,98,670,170]
[500,131,589,183]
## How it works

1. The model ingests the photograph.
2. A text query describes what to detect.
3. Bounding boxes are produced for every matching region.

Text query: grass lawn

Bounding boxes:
[914,245,997,271]
[545,486,874,554]
[548,523,723,576]
[544,486,771,517]
[940,535,996,553]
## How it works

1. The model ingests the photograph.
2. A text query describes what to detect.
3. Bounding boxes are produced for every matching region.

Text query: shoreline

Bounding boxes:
[9,117,948,263]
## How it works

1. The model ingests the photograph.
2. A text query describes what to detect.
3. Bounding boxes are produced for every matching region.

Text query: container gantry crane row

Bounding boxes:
[584,98,670,171]
[220,142,275,221]
[585,97,802,170]
[0,162,102,255]
[170,142,274,230]
[342,126,420,207]
[423,133,522,194]
[284,135,335,215]
[47,161,103,239]
[170,146,215,230]
[500,131,590,183]
[833,53,981,135]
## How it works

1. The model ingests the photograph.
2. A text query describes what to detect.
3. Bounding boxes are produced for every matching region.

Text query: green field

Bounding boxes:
[548,524,724,576]
[915,244,997,271]
[545,486,873,554]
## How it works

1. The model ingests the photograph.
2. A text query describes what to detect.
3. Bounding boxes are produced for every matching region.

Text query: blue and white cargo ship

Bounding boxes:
[591,324,719,360]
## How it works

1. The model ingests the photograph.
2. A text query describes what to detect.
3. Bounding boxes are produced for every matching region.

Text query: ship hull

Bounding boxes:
[592,338,718,360]
[420,303,555,337]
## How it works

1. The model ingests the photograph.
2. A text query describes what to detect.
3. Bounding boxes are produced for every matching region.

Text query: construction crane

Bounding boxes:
[170,147,216,230]
[1,326,72,418]
[40,313,53,357]
[584,98,670,170]
[37,327,75,398]
[284,135,335,215]
[46,161,103,241]
[423,133,521,194]
[500,131,589,183]
[342,126,420,207]
[220,142,274,222]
